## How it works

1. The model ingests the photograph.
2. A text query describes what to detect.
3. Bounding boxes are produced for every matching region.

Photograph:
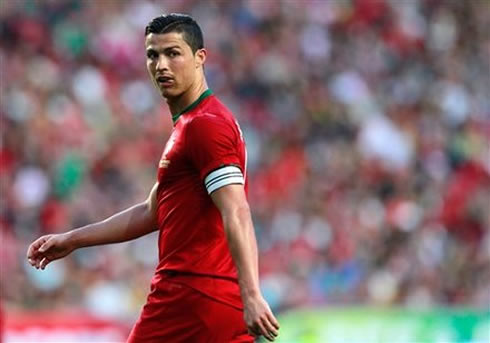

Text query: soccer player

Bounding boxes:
[26,13,279,342]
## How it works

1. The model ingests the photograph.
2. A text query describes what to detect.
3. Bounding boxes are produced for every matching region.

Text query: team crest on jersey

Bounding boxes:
[159,134,176,169]
[159,159,171,168]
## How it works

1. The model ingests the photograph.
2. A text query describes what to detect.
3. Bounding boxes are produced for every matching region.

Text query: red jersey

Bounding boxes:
[151,89,247,309]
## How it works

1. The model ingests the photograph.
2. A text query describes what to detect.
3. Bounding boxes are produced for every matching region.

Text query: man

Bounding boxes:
[27,13,279,342]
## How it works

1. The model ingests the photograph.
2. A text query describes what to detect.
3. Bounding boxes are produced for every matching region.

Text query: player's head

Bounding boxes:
[145,13,204,53]
[144,14,206,99]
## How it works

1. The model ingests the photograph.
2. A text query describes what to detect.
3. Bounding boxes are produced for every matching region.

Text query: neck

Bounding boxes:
[167,79,208,116]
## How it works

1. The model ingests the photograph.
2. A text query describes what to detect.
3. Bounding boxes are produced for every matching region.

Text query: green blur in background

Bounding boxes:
[273,307,490,343]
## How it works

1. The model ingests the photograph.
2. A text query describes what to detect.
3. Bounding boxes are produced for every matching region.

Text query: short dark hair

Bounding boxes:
[145,13,204,53]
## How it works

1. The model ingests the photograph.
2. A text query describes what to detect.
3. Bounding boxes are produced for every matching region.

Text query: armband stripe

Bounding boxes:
[204,166,244,194]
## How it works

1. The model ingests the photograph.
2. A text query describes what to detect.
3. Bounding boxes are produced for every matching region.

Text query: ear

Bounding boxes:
[195,49,207,69]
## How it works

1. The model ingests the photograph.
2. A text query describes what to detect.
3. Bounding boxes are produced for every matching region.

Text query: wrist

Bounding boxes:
[64,229,81,250]
[241,287,261,301]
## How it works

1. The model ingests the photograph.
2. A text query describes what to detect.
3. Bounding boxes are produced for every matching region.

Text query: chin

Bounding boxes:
[160,87,182,99]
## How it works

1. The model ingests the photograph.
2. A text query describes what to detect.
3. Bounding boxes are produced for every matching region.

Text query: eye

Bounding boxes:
[147,51,157,60]
[168,50,180,57]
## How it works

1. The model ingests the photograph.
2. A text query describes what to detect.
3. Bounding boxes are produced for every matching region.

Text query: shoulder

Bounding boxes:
[196,95,236,125]
[182,95,239,139]
[185,111,237,137]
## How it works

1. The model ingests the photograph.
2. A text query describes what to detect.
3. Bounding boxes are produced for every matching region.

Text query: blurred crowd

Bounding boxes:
[1,0,489,323]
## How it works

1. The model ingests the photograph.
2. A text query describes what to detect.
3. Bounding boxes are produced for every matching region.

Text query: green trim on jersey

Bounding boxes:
[172,89,213,124]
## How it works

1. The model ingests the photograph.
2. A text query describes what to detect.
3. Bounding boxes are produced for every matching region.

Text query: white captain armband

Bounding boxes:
[204,165,244,194]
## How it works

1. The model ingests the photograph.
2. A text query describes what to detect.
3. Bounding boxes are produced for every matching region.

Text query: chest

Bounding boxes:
[157,126,190,183]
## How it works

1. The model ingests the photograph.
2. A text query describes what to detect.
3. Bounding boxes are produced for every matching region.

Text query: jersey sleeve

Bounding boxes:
[185,114,244,194]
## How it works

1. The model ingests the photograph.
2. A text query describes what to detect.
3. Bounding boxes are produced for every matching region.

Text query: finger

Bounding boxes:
[27,246,34,260]
[28,258,37,267]
[36,255,47,269]
[263,331,275,342]
[27,237,47,259]
[256,321,273,341]
[40,257,50,270]
[248,323,262,337]
[39,239,53,253]
[261,316,278,337]
[267,312,280,330]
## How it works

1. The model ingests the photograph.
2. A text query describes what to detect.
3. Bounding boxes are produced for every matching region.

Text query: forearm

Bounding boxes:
[68,202,158,249]
[222,206,261,298]
[211,185,279,339]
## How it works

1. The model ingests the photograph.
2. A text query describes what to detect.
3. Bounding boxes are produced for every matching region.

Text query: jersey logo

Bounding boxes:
[159,134,176,169]
[159,159,171,168]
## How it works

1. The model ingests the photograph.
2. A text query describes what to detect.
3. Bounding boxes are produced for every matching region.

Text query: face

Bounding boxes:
[145,32,206,99]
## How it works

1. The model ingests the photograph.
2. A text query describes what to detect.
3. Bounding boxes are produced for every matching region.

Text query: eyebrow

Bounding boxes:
[146,45,182,53]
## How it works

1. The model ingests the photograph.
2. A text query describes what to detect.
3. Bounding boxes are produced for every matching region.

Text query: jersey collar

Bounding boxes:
[172,89,213,124]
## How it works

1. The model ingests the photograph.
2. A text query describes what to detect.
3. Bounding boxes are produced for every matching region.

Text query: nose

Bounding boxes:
[156,55,169,72]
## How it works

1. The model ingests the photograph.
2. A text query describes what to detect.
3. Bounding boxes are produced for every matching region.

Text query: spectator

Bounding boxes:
[1,0,489,321]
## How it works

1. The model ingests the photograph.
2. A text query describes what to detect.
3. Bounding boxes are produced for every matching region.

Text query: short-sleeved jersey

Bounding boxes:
[151,89,247,309]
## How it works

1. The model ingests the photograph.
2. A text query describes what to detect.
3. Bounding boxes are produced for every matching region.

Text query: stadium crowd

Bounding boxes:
[1,0,489,323]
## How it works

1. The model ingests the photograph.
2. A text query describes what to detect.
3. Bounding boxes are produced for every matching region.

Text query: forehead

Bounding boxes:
[145,32,188,49]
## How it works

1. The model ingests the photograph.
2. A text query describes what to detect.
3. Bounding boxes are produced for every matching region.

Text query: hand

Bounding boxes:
[27,233,75,270]
[243,294,280,342]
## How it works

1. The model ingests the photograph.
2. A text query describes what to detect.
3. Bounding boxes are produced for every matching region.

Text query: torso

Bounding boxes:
[151,92,247,309]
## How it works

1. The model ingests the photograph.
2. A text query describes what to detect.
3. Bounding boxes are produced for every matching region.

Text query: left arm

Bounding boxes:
[211,184,279,342]
[185,115,279,339]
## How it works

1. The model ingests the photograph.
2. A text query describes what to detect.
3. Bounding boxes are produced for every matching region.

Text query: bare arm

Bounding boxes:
[211,184,279,342]
[69,182,159,247]
[27,182,160,269]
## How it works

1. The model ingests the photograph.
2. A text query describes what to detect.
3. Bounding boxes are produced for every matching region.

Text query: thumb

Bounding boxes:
[39,239,53,253]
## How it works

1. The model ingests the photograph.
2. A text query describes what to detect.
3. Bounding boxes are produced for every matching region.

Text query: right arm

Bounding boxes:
[27,182,160,269]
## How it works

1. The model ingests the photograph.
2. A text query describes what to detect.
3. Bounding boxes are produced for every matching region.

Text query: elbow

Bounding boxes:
[143,201,158,229]
[222,202,250,221]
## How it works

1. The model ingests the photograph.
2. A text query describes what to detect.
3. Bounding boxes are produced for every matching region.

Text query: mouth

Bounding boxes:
[156,75,174,87]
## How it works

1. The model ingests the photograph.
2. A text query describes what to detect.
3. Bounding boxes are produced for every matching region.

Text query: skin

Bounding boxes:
[145,31,207,115]
[27,31,279,341]
[212,185,280,340]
